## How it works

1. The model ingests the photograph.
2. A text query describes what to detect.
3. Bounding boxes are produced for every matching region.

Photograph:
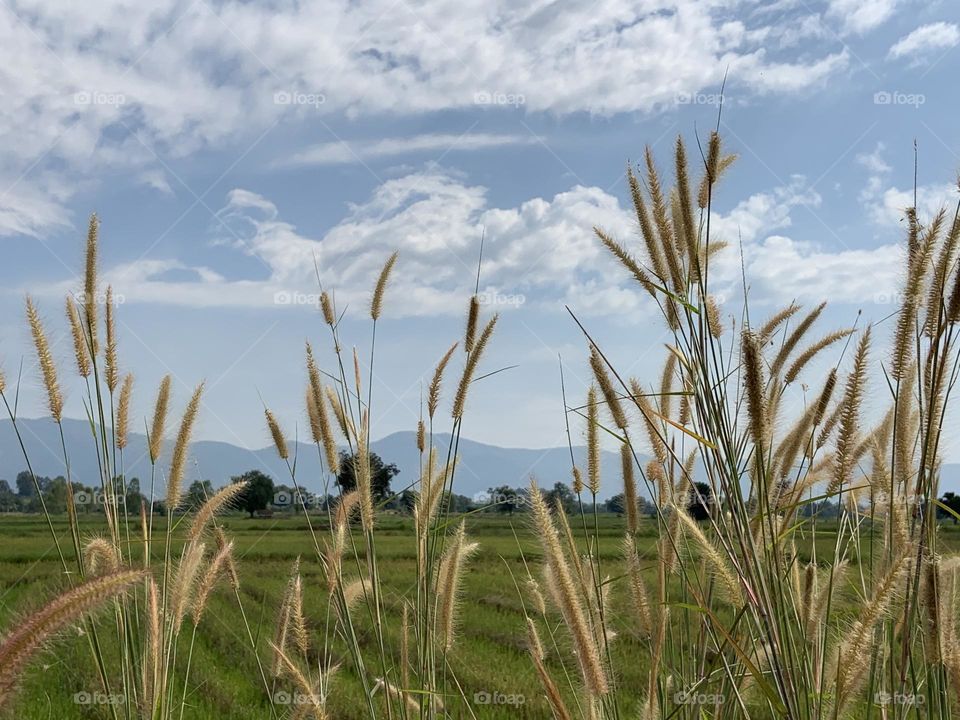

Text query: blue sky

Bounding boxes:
[1,0,959,459]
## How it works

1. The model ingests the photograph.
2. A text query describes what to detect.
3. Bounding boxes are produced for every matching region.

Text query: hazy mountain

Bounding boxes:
[0,418,626,500]
[2,417,958,502]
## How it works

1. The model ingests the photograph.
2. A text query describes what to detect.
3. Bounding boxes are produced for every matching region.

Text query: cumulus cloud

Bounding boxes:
[827,0,901,34]
[32,166,910,317]
[889,22,960,61]
[856,143,958,227]
[0,0,854,237]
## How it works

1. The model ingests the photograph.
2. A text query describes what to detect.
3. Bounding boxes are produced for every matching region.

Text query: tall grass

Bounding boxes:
[3,130,960,720]
[520,133,960,719]
[1,216,272,720]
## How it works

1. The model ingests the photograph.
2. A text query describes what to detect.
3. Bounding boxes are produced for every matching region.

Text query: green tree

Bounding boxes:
[0,480,16,512]
[233,470,275,518]
[687,482,713,521]
[43,477,69,514]
[546,482,575,513]
[487,485,521,515]
[336,451,399,504]
[606,493,625,514]
[16,471,38,497]
[185,480,215,510]
[940,492,960,524]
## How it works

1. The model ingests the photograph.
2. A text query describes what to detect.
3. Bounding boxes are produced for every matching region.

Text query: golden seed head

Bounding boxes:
[149,375,172,463]
[104,286,119,392]
[589,345,627,429]
[452,315,498,419]
[464,296,480,353]
[741,331,767,450]
[265,408,288,460]
[84,214,100,356]
[168,383,204,510]
[370,251,399,321]
[428,341,458,418]
[25,296,63,422]
[320,291,336,326]
[571,466,584,494]
[586,385,601,495]
[305,343,340,474]
[66,296,91,377]
[116,373,134,449]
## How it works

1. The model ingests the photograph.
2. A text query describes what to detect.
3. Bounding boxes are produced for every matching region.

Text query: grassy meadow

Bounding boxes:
[5,512,960,718]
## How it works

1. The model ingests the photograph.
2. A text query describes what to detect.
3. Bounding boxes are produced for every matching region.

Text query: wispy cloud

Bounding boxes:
[889,22,960,61]
[278,133,538,168]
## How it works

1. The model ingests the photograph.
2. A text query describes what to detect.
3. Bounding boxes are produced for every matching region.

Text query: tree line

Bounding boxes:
[4,450,959,522]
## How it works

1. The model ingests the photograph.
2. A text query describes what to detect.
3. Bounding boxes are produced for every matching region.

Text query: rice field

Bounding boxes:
[4,513,960,719]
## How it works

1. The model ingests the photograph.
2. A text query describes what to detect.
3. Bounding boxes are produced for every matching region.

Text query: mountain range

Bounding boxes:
[2,417,958,502]
[0,417,626,501]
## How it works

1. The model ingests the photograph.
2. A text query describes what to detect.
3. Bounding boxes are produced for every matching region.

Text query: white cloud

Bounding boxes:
[0,0,854,237]
[856,142,891,175]
[828,0,902,34]
[30,167,915,318]
[855,143,958,226]
[889,22,960,60]
[280,133,538,167]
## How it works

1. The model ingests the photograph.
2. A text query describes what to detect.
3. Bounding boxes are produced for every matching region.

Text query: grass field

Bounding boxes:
[4,512,960,719]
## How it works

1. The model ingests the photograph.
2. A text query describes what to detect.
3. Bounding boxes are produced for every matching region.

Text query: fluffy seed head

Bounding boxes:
[188,482,246,541]
[104,286,119,392]
[116,373,134,449]
[0,568,146,702]
[586,385,601,494]
[25,296,63,422]
[370,251,398,321]
[705,295,723,338]
[265,408,288,460]
[66,296,91,377]
[149,375,172,463]
[741,331,767,451]
[589,346,627,429]
[428,342,458,418]
[464,295,480,353]
[167,383,204,510]
[452,315,498,419]
[305,343,340,474]
[320,291,336,326]
[83,214,99,355]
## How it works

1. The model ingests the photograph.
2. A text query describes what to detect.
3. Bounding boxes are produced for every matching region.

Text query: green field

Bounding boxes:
[3,513,960,719]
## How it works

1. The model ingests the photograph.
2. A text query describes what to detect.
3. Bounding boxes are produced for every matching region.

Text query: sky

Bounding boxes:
[1,0,959,461]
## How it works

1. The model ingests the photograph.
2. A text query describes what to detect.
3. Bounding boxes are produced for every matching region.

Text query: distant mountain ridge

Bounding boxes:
[0,418,626,500]
[2,417,958,501]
